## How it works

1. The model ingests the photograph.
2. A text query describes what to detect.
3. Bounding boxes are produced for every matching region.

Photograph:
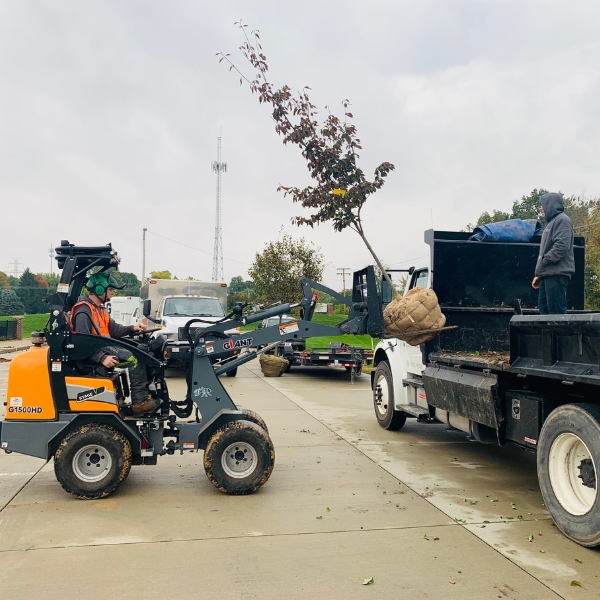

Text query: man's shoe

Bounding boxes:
[131,397,162,416]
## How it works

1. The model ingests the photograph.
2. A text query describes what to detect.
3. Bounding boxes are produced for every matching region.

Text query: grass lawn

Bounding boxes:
[238,312,378,350]
[0,314,50,338]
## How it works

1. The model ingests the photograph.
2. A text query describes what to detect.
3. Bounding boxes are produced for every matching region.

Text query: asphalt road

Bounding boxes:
[0,351,598,599]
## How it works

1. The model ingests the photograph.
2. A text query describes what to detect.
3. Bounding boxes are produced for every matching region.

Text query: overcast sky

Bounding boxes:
[1,1,599,291]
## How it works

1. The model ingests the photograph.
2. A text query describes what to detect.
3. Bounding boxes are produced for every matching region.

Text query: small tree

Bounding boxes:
[0,271,11,291]
[37,272,59,290]
[115,271,141,296]
[0,289,24,316]
[249,232,324,305]
[220,23,398,297]
[150,270,172,280]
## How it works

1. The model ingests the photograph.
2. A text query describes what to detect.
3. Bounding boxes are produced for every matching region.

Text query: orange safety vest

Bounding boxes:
[69,301,110,336]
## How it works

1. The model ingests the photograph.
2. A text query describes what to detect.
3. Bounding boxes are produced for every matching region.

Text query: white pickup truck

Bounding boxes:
[140,279,237,371]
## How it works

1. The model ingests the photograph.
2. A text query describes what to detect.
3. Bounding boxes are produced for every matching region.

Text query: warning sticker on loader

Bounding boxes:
[9,397,22,407]
[279,321,299,335]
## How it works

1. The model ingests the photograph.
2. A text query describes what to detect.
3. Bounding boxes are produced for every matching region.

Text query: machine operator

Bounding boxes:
[69,272,161,415]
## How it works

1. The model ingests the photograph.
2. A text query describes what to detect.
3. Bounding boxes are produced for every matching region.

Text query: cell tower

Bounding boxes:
[211,136,227,282]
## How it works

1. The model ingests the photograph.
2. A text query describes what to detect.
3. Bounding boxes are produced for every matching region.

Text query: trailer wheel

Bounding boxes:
[226,367,238,377]
[54,424,132,500]
[204,420,274,495]
[537,404,600,547]
[373,361,406,430]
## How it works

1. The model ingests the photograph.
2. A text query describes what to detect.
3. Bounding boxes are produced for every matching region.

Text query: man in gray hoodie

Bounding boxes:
[532,192,575,314]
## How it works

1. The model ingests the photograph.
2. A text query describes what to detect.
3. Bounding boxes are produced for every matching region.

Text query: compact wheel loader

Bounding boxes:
[0,241,381,499]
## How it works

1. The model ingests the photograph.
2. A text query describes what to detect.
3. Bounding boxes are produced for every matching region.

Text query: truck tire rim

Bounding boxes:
[72,444,113,483]
[548,433,597,516]
[221,442,258,479]
[375,374,389,417]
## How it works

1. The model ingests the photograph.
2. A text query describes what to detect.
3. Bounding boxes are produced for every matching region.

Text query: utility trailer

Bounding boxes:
[280,341,366,381]
[371,229,600,547]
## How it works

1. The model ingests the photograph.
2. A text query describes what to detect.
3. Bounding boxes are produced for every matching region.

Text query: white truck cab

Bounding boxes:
[371,260,432,430]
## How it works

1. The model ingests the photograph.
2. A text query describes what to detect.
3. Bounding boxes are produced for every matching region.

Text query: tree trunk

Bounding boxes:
[356,230,402,301]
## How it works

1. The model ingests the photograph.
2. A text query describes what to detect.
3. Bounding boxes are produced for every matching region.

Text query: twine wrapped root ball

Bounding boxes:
[383,286,446,346]
[259,353,289,377]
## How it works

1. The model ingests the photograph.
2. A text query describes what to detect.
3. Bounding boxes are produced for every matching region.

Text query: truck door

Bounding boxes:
[404,268,429,373]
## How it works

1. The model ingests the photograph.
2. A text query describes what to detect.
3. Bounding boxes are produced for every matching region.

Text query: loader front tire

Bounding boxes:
[54,424,132,500]
[204,420,274,495]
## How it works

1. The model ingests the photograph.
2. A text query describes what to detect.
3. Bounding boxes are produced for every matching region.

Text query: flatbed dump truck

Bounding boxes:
[371,229,600,547]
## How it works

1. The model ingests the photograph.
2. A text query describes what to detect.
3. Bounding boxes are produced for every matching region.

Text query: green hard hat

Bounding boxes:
[86,272,125,295]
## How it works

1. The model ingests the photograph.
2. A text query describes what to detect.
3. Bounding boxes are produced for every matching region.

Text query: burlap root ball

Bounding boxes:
[383,286,446,346]
[259,353,289,377]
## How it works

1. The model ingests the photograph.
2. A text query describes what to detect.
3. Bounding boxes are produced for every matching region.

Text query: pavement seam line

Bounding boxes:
[0,521,515,553]
[258,373,565,599]
[0,461,49,513]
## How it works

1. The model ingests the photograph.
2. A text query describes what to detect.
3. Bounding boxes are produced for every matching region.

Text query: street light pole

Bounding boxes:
[142,228,147,284]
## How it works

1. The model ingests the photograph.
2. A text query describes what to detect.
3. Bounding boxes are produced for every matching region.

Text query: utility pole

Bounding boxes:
[49,243,54,276]
[337,267,351,314]
[142,228,147,285]
[211,136,227,282]
[8,259,23,278]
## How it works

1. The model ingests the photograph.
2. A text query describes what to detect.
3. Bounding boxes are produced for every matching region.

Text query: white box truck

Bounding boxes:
[106,296,141,326]
[140,279,234,368]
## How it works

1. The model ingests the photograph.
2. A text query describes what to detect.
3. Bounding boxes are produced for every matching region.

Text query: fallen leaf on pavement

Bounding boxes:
[571,581,582,587]
[362,578,374,586]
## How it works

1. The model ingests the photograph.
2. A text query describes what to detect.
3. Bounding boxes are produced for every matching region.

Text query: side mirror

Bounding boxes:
[142,299,151,317]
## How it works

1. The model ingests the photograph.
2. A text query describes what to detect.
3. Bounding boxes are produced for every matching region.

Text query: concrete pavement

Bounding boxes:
[0,354,598,598]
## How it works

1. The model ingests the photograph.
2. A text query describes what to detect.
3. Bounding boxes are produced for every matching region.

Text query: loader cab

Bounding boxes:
[42,241,162,416]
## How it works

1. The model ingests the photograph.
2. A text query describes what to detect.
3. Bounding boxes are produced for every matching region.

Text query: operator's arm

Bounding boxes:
[108,319,135,339]
[542,216,572,265]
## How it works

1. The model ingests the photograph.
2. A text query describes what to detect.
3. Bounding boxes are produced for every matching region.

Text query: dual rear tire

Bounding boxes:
[538,403,600,547]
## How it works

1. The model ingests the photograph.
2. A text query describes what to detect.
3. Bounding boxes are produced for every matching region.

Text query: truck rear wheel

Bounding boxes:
[54,424,132,500]
[537,404,600,547]
[373,361,406,430]
[203,420,275,495]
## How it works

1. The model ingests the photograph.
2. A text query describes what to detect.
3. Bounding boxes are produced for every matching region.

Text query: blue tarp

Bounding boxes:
[469,219,541,243]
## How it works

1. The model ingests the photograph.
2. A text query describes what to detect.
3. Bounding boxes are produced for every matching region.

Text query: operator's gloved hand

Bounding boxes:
[116,355,139,369]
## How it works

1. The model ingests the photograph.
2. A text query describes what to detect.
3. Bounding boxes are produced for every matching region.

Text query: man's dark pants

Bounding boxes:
[538,275,569,315]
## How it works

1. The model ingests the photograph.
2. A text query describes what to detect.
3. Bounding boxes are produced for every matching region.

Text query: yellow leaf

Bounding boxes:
[333,189,347,196]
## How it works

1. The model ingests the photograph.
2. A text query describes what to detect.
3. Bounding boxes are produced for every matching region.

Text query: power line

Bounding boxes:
[146,230,250,266]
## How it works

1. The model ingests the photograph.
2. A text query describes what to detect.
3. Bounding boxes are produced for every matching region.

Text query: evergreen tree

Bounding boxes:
[0,289,25,316]
[16,269,48,314]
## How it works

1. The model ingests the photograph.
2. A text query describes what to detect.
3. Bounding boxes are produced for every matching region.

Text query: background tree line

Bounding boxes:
[466,189,600,308]
[0,269,142,316]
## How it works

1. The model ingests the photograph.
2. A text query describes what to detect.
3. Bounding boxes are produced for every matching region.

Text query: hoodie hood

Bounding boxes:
[541,192,564,222]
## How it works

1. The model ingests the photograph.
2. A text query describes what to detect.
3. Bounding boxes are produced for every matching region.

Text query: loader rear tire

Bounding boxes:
[54,424,132,500]
[226,367,238,377]
[204,420,274,495]
[373,361,406,430]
